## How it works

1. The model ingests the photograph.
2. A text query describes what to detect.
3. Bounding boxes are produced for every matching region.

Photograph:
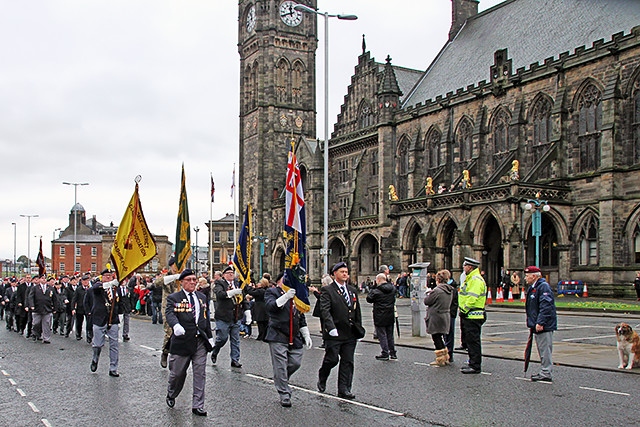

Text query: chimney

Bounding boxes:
[449,0,479,41]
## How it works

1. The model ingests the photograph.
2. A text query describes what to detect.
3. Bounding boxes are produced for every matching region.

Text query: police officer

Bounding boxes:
[458,257,487,374]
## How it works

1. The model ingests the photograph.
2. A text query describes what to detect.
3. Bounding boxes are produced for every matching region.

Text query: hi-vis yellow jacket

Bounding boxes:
[458,268,487,319]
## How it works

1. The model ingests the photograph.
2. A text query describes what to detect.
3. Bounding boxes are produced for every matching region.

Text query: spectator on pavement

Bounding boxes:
[367,273,397,361]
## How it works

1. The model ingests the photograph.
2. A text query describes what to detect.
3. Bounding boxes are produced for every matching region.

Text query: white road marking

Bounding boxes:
[42,419,53,427]
[579,386,629,396]
[1,370,9,376]
[480,372,492,375]
[28,402,40,413]
[9,378,17,386]
[245,373,405,416]
[414,362,430,366]
[484,325,611,336]
[16,388,26,397]
[515,376,550,384]
[139,345,158,351]
[562,334,615,342]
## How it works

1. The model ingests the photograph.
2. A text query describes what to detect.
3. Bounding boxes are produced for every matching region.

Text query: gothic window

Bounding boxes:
[397,137,410,199]
[531,96,552,145]
[292,61,304,105]
[632,78,640,163]
[456,118,473,162]
[370,189,379,215]
[578,215,598,266]
[250,62,258,110]
[339,196,350,219]
[358,100,375,128]
[577,83,602,172]
[633,224,640,263]
[492,109,510,153]
[338,158,349,183]
[370,150,379,176]
[244,65,253,112]
[276,59,289,103]
[425,128,441,171]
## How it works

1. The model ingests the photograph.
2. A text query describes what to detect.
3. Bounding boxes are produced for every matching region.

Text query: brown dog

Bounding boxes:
[615,323,640,369]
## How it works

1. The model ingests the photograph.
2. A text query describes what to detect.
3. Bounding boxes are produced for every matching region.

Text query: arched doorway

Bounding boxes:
[481,215,504,290]
[404,222,422,267]
[525,214,558,268]
[273,247,285,276]
[442,219,458,271]
[358,234,379,276]
[328,238,346,268]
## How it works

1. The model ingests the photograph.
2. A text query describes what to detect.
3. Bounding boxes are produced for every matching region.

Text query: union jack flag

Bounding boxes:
[285,145,304,233]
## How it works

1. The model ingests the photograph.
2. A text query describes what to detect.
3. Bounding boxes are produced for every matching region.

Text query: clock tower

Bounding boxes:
[238,1,318,277]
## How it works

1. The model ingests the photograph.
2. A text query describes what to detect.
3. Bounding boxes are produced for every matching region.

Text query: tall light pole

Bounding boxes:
[294,4,357,275]
[19,214,38,273]
[524,193,551,267]
[63,181,89,272]
[193,226,200,274]
[11,222,16,275]
[252,233,270,278]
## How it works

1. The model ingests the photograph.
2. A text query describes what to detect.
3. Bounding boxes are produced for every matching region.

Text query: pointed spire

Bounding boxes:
[362,34,366,55]
[377,55,403,96]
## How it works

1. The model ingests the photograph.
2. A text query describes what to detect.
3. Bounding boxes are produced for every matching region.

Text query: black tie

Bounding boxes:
[189,293,196,321]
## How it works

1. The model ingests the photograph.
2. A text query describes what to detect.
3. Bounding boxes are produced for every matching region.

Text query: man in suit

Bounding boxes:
[157,257,180,368]
[317,261,363,400]
[27,274,56,344]
[89,267,121,377]
[63,275,77,337]
[165,269,212,417]
[118,277,133,341]
[71,274,90,341]
[210,265,244,368]
[264,278,312,407]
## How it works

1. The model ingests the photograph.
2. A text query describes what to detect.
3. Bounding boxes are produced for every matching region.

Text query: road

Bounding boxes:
[0,303,639,427]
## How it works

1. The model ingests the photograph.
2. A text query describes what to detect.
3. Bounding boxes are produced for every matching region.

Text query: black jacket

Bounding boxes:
[366,281,396,326]
[213,278,243,323]
[64,284,77,313]
[72,285,88,315]
[90,281,121,327]
[165,290,212,356]
[264,286,307,348]
[246,286,268,322]
[320,281,362,341]
[28,285,56,314]
[117,284,133,314]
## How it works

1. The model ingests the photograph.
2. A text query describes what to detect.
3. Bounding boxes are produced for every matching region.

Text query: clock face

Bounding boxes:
[246,5,256,33]
[280,1,302,27]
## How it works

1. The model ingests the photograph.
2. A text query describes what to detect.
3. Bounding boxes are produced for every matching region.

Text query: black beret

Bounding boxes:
[179,269,196,281]
[222,265,234,274]
[101,267,115,275]
[168,256,176,267]
[81,273,91,280]
[331,261,348,274]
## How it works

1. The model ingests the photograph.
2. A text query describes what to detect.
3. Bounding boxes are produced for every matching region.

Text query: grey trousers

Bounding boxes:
[167,339,207,410]
[92,323,119,371]
[32,312,52,342]
[535,330,553,378]
[268,342,304,400]
[121,313,130,337]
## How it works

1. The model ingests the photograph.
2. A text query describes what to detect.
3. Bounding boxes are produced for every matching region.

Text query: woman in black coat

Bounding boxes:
[247,278,270,341]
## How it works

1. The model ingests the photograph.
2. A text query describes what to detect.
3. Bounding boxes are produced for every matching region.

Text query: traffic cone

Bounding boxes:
[520,288,526,302]
[582,282,588,298]
[486,288,492,304]
[507,289,514,302]
[496,287,504,303]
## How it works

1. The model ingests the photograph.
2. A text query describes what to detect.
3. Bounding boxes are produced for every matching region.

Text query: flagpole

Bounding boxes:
[233,163,237,259]
[210,173,213,274]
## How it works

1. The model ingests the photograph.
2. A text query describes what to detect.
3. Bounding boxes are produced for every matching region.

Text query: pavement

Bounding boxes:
[305,294,640,375]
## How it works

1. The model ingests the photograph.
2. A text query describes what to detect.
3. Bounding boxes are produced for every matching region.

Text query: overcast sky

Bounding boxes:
[0,0,502,262]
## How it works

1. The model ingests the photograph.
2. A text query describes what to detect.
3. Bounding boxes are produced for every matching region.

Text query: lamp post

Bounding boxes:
[294,4,357,275]
[193,226,200,274]
[524,194,551,267]
[11,222,16,275]
[63,181,89,273]
[252,233,270,278]
[19,214,38,273]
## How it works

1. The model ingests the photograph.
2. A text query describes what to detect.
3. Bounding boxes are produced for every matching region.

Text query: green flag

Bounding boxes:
[175,164,191,271]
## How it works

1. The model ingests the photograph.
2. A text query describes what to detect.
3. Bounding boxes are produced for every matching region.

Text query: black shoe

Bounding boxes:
[210,353,217,365]
[108,370,119,377]
[52,330,57,334]
[87,338,92,344]
[338,391,356,400]
[192,408,207,416]
[231,361,242,368]
[166,396,175,408]
[76,336,82,340]
[280,397,292,407]
[90,360,98,372]
[530,374,552,382]
[160,353,168,369]
[123,335,130,342]
[390,355,398,360]
[460,367,481,374]
[64,334,69,338]
[375,354,389,361]
[317,380,326,393]
[159,320,163,324]
[42,340,50,344]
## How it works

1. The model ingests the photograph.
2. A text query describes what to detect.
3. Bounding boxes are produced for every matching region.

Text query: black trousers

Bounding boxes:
[318,338,357,394]
[461,315,485,371]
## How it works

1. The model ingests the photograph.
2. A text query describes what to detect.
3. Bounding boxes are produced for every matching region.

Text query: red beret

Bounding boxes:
[524,266,541,273]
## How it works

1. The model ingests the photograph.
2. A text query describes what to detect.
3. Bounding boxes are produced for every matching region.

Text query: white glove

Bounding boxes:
[173,324,185,336]
[226,288,243,298]
[208,338,215,348]
[164,274,180,285]
[244,310,252,325]
[275,289,296,307]
[300,326,312,349]
[328,328,338,337]
[103,278,119,289]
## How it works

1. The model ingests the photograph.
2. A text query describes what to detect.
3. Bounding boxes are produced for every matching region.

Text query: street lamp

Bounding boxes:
[19,214,38,273]
[63,181,89,272]
[524,193,551,267]
[294,3,357,275]
[11,222,16,275]
[193,226,200,274]
[252,233,270,278]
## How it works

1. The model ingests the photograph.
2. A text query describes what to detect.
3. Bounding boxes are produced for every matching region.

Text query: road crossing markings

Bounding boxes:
[9,378,17,386]
[579,386,629,396]
[28,402,40,413]
[245,373,405,416]
[561,334,615,342]
[42,419,53,427]
[1,369,9,376]
[17,388,26,397]
[139,345,157,351]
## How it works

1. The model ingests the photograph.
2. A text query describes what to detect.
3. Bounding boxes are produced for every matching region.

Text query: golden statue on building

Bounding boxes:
[425,177,435,195]
[388,184,399,201]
